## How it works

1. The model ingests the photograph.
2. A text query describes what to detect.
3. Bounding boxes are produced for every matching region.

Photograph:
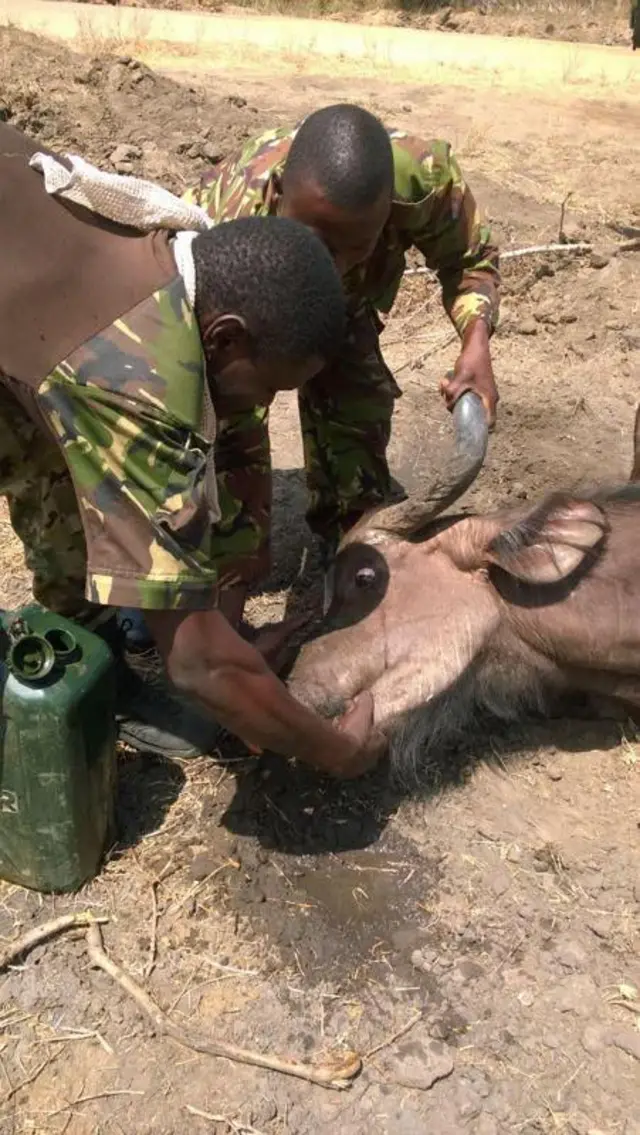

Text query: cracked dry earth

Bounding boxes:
[0,22,638,1135]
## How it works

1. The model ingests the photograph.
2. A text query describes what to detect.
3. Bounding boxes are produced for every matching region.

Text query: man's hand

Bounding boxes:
[332,691,387,778]
[145,607,383,779]
[238,690,387,773]
[440,319,498,428]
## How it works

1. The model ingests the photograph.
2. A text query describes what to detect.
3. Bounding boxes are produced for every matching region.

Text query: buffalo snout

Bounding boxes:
[287,669,348,722]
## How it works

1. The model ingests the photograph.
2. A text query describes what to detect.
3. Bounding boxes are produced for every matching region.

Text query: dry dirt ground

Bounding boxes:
[69,0,634,49]
[0,23,639,1135]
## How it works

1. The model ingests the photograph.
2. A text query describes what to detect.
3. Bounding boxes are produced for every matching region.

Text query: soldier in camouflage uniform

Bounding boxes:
[0,122,383,777]
[185,103,500,561]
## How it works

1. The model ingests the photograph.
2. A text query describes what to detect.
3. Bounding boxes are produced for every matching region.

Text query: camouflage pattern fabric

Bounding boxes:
[185,125,499,335]
[4,275,271,617]
[185,124,500,546]
[209,310,398,554]
[299,307,400,549]
[0,383,91,618]
[213,403,272,585]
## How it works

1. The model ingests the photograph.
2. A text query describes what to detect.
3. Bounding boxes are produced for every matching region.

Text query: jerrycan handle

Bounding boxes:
[5,617,56,683]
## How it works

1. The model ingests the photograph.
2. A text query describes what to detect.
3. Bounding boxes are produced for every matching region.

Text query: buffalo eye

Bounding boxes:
[355,566,377,588]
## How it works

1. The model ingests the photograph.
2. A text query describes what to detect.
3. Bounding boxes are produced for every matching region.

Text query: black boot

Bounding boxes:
[93,615,223,759]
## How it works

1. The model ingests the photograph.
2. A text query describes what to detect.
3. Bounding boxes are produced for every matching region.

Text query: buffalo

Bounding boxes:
[289,395,640,780]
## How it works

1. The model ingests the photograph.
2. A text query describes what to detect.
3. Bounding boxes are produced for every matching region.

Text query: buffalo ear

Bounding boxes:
[486,496,607,585]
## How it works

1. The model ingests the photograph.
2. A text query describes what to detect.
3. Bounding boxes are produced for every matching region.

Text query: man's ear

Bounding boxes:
[201,313,251,366]
[485,496,608,585]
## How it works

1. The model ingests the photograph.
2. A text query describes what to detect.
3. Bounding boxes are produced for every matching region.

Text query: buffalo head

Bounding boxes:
[288,396,636,779]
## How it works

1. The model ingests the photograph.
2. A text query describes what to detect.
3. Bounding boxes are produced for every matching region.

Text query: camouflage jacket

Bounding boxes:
[185,125,500,336]
[35,276,268,611]
[0,120,268,615]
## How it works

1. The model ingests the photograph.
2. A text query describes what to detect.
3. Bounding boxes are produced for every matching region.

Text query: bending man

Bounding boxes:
[185,102,500,564]
[0,123,381,777]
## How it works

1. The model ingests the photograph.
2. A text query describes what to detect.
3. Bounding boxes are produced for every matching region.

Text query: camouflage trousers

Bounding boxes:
[216,306,400,569]
[220,306,400,570]
[300,307,401,551]
[0,383,91,618]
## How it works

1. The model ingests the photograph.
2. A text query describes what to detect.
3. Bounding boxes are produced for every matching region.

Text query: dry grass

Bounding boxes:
[46,0,633,46]
[74,11,195,61]
[72,34,639,104]
[5,0,635,101]
[111,0,628,19]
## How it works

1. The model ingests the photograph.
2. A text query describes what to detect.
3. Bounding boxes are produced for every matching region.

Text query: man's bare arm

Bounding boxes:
[145,607,382,778]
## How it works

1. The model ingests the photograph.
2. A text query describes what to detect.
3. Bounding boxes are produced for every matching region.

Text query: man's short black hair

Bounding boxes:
[282,103,394,211]
[193,216,345,360]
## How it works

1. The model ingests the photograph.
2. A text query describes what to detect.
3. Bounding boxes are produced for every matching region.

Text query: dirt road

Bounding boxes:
[1,0,638,95]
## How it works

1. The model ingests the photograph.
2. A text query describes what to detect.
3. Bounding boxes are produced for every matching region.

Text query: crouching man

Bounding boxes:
[0,123,383,778]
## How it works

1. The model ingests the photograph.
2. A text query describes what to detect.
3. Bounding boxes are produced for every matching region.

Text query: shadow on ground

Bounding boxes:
[115,752,185,853]
[221,753,401,855]
[218,710,626,855]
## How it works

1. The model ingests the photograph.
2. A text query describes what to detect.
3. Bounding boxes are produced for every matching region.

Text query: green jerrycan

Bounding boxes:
[0,606,117,892]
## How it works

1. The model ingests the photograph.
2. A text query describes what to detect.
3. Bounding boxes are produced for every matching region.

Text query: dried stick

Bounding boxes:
[558,191,574,241]
[143,881,159,980]
[404,243,588,276]
[185,1104,266,1134]
[86,924,361,1090]
[394,333,457,378]
[1,1058,50,1104]
[365,1011,422,1059]
[608,222,640,239]
[48,1089,145,1118]
[403,237,639,278]
[501,241,593,260]
[0,913,108,972]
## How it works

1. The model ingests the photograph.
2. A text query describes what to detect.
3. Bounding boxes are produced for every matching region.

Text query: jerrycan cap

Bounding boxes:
[7,634,56,682]
[4,616,57,683]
